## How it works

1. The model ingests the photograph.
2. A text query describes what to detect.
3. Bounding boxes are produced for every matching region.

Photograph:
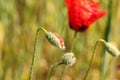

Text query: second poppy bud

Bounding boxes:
[46,32,66,50]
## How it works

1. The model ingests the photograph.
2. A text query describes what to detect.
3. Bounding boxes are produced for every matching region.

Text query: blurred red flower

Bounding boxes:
[65,0,106,32]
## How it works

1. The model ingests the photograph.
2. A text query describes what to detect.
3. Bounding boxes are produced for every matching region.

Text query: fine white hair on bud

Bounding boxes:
[105,42,120,57]
[62,52,76,66]
[46,32,66,50]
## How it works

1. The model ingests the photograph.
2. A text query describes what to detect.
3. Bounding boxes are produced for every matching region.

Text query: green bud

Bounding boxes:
[62,52,76,66]
[105,42,120,57]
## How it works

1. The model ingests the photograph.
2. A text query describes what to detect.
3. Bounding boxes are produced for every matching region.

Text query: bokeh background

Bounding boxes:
[0,0,120,80]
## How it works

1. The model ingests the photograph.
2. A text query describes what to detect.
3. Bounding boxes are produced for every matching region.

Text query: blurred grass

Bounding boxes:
[0,0,120,80]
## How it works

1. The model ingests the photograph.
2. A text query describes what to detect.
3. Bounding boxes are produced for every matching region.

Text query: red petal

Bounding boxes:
[53,33,64,47]
[84,1,106,26]
[65,0,106,32]
[65,0,72,10]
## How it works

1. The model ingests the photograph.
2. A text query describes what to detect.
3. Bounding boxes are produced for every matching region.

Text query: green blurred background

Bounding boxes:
[0,0,120,80]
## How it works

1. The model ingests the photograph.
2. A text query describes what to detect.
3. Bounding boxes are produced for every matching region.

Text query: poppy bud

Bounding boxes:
[105,42,120,57]
[62,52,76,66]
[46,32,65,50]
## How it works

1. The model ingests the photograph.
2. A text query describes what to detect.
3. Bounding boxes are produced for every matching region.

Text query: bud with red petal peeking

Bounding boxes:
[65,0,106,32]
[39,27,65,50]
[46,32,66,50]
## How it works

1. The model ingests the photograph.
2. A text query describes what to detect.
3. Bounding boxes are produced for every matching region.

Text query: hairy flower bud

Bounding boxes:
[105,42,120,57]
[46,32,65,50]
[62,52,76,66]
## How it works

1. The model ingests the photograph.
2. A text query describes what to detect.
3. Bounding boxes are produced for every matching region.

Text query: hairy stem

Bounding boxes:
[84,39,106,80]
[29,27,47,80]
[47,62,63,80]
[71,31,77,51]
[59,65,67,80]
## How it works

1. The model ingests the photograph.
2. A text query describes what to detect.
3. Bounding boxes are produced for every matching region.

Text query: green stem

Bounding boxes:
[84,39,106,80]
[71,31,77,51]
[47,62,63,80]
[40,27,47,34]
[29,27,47,80]
[101,0,113,79]
[59,65,67,80]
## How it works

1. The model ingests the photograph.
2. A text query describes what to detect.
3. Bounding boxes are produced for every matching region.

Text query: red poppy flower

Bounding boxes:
[65,0,106,32]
